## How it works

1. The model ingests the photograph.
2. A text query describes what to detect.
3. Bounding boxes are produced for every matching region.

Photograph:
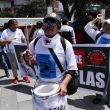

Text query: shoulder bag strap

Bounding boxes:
[48,36,66,73]
[48,48,64,73]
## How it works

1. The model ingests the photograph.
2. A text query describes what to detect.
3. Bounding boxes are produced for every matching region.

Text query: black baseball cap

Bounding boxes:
[62,18,68,22]
[43,12,61,23]
[61,18,69,25]
[43,12,61,29]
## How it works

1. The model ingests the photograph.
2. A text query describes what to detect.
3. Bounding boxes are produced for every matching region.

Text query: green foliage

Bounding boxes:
[16,0,47,18]
[0,8,16,18]
[0,12,16,18]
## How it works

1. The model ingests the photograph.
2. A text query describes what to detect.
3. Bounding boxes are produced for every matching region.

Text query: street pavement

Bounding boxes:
[0,66,109,110]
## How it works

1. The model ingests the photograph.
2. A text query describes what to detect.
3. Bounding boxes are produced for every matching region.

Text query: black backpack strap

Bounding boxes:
[60,36,66,53]
[95,31,104,41]
[34,36,42,47]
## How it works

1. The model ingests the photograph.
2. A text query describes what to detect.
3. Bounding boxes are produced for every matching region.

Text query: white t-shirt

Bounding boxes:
[60,25,76,44]
[30,33,77,110]
[1,28,26,53]
[33,28,44,39]
[29,33,78,84]
[84,22,110,44]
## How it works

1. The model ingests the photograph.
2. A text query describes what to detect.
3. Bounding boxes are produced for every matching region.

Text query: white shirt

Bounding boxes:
[60,25,76,44]
[33,28,44,39]
[29,33,78,84]
[30,33,77,110]
[84,22,110,44]
[1,28,26,53]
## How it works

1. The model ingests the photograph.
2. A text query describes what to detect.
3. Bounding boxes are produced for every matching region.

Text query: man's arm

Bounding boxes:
[57,74,72,96]
[90,14,102,25]
[0,40,11,46]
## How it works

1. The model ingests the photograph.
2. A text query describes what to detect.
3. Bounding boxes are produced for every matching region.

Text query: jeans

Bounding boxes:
[0,51,9,75]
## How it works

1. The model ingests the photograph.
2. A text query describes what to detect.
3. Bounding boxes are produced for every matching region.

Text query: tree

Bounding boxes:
[16,0,47,18]
[55,0,110,21]
[0,8,16,18]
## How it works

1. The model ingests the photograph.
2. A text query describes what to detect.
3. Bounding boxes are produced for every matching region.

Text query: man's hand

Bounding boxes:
[25,49,32,61]
[5,40,11,44]
[57,83,67,96]
[57,74,72,96]
[0,40,11,45]
[97,14,103,20]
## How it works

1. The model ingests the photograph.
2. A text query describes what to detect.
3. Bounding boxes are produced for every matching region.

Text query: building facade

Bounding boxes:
[0,0,13,11]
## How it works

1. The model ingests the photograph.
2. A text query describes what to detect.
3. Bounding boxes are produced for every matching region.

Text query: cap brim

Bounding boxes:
[103,19,110,24]
[43,17,56,21]
[102,19,110,29]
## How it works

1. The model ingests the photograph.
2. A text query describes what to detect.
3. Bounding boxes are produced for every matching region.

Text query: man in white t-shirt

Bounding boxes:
[84,14,110,108]
[0,19,30,84]
[60,18,76,44]
[33,21,44,39]
[23,12,78,110]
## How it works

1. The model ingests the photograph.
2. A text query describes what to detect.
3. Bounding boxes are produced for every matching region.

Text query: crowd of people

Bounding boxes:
[0,12,110,109]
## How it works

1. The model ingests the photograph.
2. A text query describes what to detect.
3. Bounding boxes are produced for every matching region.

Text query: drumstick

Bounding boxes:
[25,23,31,65]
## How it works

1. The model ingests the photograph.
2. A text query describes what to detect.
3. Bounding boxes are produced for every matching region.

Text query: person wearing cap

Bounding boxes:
[33,21,44,39]
[84,14,110,108]
[0,19,30,84]
[82,15,99,44]
[23,12,78,110]
[60,18,76,44]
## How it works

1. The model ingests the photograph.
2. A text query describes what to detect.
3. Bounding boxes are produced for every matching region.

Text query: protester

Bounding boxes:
[33,21,44,39]
[60,18,76,44]
[82,15,99,44]
[74,26,83,44]
[0,22,11,69]
[23,12,78,110]
[0,19,30,84]
[0,25,10,78]
[84,14,110,108]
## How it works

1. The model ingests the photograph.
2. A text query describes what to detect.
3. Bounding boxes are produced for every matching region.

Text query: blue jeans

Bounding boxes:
[0,51,9,75]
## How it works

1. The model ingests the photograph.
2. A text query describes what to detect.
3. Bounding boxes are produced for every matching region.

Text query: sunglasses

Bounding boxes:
[104,24,110,27]
[43,20,57,26]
